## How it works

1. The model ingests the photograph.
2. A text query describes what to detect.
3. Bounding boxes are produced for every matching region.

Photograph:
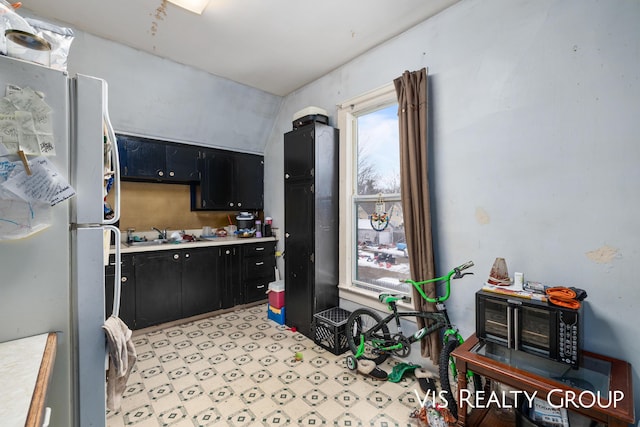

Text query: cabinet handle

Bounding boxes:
[238,203,242,207]
[169,171,175,177]
[226,250,231,255]
[158,171,164,177]
[255,261,264,266]
[229,203,234,207]
[285,173,290,179]
[255,247,265,251]
[173,254,179,260]
[285,232,290,238]
[257,284,265,289]
[185,253,190,258]
[121,276,127,283]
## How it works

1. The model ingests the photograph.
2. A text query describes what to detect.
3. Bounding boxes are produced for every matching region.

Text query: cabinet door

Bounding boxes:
[284,181,315,337]
[105,254,135,329]
[284,126,315,181]
[117,134,166,180]
[235,152,264,210]
[181,248,219,318]
[134,251,182,329]
[166,144,200,182]
[219,246,241,309]
[200,150,235,209]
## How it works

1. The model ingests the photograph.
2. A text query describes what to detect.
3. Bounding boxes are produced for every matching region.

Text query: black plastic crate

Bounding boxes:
[312,307,351,355]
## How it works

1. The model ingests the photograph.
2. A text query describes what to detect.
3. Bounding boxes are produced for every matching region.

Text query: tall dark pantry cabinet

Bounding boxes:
[284,119,339,338]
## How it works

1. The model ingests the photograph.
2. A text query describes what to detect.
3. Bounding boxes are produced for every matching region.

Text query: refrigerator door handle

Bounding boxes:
[106,225,122,317]
[102,80,121,225]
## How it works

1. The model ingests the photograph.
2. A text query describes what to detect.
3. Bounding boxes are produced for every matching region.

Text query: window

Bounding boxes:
[338,84,412,296]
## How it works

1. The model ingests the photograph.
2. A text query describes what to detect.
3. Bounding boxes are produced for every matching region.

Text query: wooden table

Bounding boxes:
[452,334,634,427]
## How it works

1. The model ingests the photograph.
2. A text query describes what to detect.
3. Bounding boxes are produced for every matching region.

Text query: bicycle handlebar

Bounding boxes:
[401,261,474,304]
[456,261,474,271]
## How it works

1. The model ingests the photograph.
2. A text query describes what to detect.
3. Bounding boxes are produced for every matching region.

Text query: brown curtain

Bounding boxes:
[394,68,440,364]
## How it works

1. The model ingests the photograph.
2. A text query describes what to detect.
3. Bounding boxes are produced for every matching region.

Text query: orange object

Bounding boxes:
[11,2,21,9]
[545,287,580,309]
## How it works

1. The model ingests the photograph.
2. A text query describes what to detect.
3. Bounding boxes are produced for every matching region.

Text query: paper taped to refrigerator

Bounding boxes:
[1,156,75,206]
[0,85,55,156]
[0,199,51,239]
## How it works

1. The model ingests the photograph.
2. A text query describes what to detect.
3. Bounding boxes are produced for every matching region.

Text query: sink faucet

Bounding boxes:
[127,228,135,243]
[152,227,167,240]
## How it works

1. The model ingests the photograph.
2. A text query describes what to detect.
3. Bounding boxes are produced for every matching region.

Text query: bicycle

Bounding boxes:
[344,261,481,419]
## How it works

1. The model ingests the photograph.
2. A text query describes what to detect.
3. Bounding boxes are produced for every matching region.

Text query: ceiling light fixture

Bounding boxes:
[167,0,210,14]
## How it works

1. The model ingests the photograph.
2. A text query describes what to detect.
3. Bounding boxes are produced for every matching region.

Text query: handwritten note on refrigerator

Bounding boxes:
[1,156,75,206]
[0,85,55,156]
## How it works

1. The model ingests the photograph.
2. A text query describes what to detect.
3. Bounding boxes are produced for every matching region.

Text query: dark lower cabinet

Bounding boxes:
[242,242,276,304]
[134,248,221,329]
[116,242,274,330]
[218,246,241,309]
[105,254,135,328]
[182,248,219,318]
[134,251,183,329]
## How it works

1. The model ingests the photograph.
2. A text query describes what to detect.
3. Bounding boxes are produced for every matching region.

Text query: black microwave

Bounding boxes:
[476,290,582,368]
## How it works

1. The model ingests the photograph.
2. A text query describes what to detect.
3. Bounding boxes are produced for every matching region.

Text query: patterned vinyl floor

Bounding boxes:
[106,304,432,427]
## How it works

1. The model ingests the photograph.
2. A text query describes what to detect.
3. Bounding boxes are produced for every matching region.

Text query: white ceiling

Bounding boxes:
[22,0,459,96]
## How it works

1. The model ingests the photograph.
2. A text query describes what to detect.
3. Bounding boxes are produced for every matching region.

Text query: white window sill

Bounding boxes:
[338,283,416,317]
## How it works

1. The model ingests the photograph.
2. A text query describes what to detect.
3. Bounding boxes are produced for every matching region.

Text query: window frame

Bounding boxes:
[337,83,413,308]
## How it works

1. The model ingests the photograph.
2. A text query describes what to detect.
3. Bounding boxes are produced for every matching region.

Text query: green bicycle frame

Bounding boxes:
[403,270,457,304]
[352,261,474,359]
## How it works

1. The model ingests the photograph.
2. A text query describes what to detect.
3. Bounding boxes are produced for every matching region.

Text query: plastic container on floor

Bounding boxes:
[311,307,352,355]
[267,305,285,325]
[268,290,285,309]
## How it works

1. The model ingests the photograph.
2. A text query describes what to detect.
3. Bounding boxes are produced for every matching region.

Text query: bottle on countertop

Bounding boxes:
[264,217,272,237]
[255,220,262,238]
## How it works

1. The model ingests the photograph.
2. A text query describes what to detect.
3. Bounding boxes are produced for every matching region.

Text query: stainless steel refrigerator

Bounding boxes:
[0,55,121,426]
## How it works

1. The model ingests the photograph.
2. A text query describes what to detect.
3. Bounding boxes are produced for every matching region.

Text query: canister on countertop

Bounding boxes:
[263,217,272,237]
[236,212,254,230]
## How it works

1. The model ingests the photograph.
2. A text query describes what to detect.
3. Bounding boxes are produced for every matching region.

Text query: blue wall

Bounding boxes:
[264,0,640,420]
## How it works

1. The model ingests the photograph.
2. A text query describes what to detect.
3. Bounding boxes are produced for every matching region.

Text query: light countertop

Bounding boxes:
[114,235,277,254]
[0,333,56,427]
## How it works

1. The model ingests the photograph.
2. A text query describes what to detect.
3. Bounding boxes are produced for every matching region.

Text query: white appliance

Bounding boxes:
[0,55,121,427]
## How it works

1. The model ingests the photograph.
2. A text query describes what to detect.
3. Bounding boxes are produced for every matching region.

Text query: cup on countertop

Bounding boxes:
[202,226,213,236]
[224,225,237,235]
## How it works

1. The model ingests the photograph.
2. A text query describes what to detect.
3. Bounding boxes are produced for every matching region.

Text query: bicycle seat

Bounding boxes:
[378,293,408,304]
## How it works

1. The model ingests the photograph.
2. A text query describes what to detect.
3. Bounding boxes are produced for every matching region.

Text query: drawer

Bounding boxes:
[244,256,276,280]
[243,242,276,257]
[245,280,269,303]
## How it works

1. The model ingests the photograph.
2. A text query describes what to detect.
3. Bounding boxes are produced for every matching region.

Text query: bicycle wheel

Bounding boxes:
[345,308,391,365]
[438,339,482,420]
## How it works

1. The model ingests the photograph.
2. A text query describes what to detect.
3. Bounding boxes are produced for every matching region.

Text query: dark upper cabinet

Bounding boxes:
[166,144,201,181]
[235,152,265,209]
[193,149,264,211]
[117,134,200,183]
